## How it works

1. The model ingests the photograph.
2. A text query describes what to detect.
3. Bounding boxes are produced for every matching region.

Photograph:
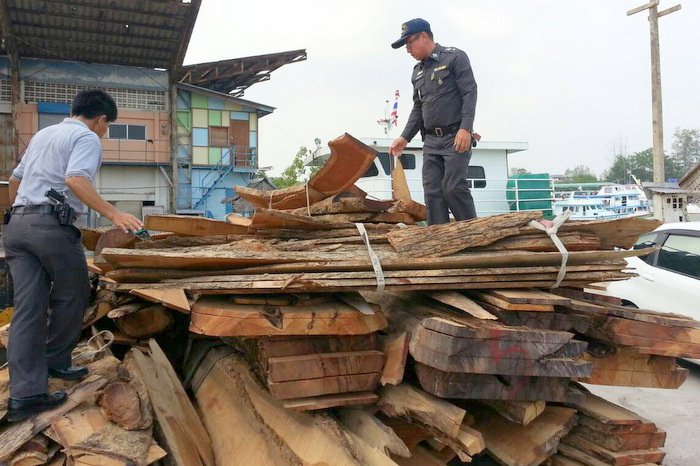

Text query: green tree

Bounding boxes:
[601,148,684,183]
[270,146,309,189]
[671,128,700,175]
[509,167,530,176]
[563,165,597,183]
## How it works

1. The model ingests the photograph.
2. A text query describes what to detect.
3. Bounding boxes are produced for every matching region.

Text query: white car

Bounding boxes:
[594,222,700,320]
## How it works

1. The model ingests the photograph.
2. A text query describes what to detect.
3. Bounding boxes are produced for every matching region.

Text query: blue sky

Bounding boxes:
[185,0,699,177]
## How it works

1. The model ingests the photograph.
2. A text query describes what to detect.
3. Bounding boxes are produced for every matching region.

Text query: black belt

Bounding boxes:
[425,123,461,137]
[12,205,55,214]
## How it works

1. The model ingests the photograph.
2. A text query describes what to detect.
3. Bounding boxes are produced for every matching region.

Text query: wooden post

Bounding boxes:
[627,1,681,185]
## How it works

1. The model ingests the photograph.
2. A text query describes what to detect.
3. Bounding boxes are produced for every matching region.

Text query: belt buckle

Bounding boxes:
[434,127,443,137]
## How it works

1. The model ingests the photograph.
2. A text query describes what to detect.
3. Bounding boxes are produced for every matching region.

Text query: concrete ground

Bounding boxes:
[584,360,700,466]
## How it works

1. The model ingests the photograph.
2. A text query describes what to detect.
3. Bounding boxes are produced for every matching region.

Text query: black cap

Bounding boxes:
[391,18,431,49]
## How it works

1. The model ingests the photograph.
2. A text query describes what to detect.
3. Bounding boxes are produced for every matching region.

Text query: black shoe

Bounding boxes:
[48,366,88,380]
[7,391,67,422]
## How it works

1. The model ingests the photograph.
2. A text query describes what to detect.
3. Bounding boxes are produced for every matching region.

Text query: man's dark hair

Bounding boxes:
[71,89,118,122]
[426,31,434,40]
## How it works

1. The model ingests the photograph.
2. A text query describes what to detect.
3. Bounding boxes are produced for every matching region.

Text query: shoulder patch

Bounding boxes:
[443,47,457,53]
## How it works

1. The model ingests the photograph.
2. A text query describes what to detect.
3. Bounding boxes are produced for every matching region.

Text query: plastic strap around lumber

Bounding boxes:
[355,222,385,292]
[528,210,572,289]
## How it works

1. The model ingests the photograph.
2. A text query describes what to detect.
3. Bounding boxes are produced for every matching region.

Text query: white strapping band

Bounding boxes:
[528,210,573,289]
[355,222,385,291]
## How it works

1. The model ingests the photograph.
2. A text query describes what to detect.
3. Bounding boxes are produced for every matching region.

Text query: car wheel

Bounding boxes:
[621,300,639,308]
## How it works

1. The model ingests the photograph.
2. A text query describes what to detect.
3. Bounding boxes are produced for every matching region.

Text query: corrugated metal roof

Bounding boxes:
[0,0,201,69]
[178,49,307,97]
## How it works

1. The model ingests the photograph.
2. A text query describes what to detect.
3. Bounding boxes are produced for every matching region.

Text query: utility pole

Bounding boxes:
[627,1,681,184]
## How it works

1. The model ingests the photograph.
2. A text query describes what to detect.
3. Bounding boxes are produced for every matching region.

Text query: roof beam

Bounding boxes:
[14,25,179,52]
[19,0,191,21]
[172,0,201,70]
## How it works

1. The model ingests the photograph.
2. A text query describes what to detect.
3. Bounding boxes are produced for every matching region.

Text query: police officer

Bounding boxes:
[4,90,143,422]
[389,18,478,225]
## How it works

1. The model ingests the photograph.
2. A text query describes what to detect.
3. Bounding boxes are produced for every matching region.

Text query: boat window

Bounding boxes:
[466,166,486,189]
[362,160,379,178]
[399,154,416,170]
[378,153,391,175]
[656,234,700,279]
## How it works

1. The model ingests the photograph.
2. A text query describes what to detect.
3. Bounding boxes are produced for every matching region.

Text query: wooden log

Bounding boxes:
[377,384,466,439]
[268,373,381,400]
[192,346,394,465]
[337,408,411,458]
[415,364,581,402]
[267,350,385,383]
[380,333,410,386]
[113,305,174,339]
[0,376,108,462]
[129,341,214,466]
[481,400,547,426]
[473,405,578,466]
[561,434,665,465]
[394,446,449,466]
[386,211,544,257]
[190,296,387,337]
[144,214,248,236]
[96,382,144,431]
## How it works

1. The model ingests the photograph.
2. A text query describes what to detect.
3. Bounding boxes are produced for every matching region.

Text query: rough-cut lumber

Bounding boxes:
[113,305,173,339]
[561,434,665,465]
[0,376,107,462]
[482,400,547,426]
[268,373,381,400]
[569,424,666,452]
[267,350,385,382]
[476,231,601,252]
[386,211,543,257]
[470,290,555,311]
[394,446,449,466]
[410,342,592,377]
[415,364,580,402]
[289,196,395,215]
[388,198,427,221]
[70,423,163,466]
[190,296,387,336]
[130,288,191,313]
[487,289,572,306]
[282,392,379,411]
[144,214,248,236]
[568,392,655,427]
[377,384,466,439]
[102,244,651,275]
[555,216,662,249]
[424,291,497,320]
[380,333,410,385]
[392,157,411,202]
[581,347,687,388]
[236,133,377,210]
[337,408,411,458]
[473,405,578,466]
[192,347,394,465]
[129,341,214,466]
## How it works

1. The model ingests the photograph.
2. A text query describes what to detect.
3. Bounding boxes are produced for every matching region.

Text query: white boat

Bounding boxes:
[553,184,652,220]
[552,196,621,220]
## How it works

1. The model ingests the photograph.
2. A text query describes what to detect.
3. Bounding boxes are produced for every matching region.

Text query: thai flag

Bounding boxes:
[390,90,399,126]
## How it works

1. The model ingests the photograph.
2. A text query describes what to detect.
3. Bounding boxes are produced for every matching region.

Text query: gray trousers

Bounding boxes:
[422,150,477,225]
[3,210,89,398]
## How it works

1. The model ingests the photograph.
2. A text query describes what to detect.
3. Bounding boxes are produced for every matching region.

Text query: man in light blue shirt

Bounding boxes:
[3,90,143,422]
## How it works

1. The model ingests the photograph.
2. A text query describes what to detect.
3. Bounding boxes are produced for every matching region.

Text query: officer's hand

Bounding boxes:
[389,137,408,157]
[454,129,472,153]
[110,211,144,234]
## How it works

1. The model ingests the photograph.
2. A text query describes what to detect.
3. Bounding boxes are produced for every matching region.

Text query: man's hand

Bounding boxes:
[110,211,143,234]
[389,137,408,157]
[453,129,472,153]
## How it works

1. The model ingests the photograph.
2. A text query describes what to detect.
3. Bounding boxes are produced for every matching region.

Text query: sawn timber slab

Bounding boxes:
[266,350,386,383]
[190,296,388,336]
[267,373,381,400]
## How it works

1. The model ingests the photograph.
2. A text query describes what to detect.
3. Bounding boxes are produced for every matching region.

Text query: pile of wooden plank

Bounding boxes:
[2,133,697,465]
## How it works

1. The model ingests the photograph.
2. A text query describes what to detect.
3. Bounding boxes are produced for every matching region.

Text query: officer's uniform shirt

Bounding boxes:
[12,118,102,214]
[401,44,477,156]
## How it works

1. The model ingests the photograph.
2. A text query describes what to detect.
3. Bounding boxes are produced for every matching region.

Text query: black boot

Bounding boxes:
[7,391,67,422]
[48,366,88,380]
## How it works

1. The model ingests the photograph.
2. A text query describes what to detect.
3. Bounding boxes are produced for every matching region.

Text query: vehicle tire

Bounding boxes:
[621,300,639,308]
